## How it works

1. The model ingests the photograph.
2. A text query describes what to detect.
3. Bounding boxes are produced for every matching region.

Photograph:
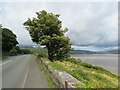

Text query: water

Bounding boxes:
[71,54,119,75]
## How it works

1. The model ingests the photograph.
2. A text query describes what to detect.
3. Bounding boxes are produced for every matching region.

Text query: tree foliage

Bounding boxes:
[10,46,31,56]
[23,10,72,61]
[2,27,19,51]
[0,24,2,52]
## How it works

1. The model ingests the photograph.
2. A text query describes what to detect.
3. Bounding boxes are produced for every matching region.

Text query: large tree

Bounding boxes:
[2,27,19,51]
[23,10,72,61]
[0,24,2,53]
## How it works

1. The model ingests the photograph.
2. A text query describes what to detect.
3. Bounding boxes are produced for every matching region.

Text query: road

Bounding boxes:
[2,55,49,88]
[71,54,119,75]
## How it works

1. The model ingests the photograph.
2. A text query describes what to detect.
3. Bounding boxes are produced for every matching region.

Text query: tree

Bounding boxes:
[0,24,2,51]
[23,10,72,61]
[2,27,19,51]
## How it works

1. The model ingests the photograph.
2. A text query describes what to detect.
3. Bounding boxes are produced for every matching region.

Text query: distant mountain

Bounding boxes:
[99,50,119,54]
[70,50,99,54]
[18,44,33,48]
[70,49,119,54]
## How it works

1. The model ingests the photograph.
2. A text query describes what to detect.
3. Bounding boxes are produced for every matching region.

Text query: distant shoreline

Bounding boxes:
[71,54,118,75]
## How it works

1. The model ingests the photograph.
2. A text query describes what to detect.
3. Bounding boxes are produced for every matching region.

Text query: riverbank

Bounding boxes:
[71,54,118,75]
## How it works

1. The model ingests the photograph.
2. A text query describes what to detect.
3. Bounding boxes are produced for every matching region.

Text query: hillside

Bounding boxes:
[70,49,119,54]
[99,50,119,54]
[70,50,99,54]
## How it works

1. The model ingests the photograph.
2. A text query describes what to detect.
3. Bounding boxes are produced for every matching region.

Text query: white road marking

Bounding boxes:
[0,60,12,65]
[21,64,30,88]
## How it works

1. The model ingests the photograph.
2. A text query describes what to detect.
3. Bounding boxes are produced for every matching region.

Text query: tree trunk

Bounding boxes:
[47,44,53,62]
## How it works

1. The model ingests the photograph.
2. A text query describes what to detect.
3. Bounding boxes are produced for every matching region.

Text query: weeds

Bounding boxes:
[48,58,118,88]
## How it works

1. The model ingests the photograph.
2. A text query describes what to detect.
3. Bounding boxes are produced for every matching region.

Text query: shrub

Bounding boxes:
[81,62,94,68]
[81,62,110,72]
[37,53,48,58]
[10,46,31,56]
[20,49,31,54]
[10,49,18,56]
[65,58,82,64]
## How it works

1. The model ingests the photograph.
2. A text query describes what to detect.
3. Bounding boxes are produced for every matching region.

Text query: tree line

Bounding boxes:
[1,25,31,56]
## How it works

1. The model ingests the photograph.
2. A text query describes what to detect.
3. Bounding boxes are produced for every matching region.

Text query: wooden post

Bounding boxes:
[65,80,68,90]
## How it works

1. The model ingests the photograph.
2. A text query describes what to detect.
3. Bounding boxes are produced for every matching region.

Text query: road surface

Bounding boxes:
[71,54,119,75]
[2,55,49,88]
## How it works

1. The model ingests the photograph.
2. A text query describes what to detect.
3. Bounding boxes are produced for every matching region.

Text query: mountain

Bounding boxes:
[18,44,33,48]
[99,50,119,54]
[70,49,119,54]
[70,50,99,54]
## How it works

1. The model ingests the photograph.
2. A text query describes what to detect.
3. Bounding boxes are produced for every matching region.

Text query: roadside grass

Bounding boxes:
[2,48,32,60]
[32,47,119,88]
[28,47,48,58]
[45,58,118,88]
[36,58,55,88]
[2,51,10,60]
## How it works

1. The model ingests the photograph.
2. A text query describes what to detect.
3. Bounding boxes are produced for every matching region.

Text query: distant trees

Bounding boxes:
[2,26,31,56]
[2,27,19,51]
[23,10,72,61]
[10,46,31,56]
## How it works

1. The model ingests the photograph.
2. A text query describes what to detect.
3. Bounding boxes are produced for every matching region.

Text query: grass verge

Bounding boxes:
[45,58,119,88]
[2,51,10,60]
[36,58,55,88]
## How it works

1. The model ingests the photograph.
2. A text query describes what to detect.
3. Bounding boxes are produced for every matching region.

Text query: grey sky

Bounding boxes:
[0,2,118,51]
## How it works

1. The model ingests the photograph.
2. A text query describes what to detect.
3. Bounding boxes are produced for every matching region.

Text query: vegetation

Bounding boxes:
[43,58,118,88]
[32,46,118,88]
[10,46,31,56]
[1,26,19,59]
[28,47,48,58]
[2,46,31,60]
[23,10,72,61]
[2,27,18,52]
[2,51,10,60]
[0,25,2,57]
[36,57,56,88]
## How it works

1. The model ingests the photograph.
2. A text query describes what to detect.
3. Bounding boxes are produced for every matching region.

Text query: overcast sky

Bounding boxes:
[0,1,118,51]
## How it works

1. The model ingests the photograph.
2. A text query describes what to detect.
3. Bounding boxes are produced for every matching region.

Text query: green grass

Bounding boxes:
[32,47,119,88]
[2,51,10,60]
[44,58,118,88]
[28,47,48,58]
[36,58,55,88]
[28,47,47,54]
[65,58,116,78]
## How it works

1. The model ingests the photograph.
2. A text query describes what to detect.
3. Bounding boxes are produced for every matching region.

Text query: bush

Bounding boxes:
[10,46,31,56]
[81,62,94,68]
[81,62,109,72]
[10,46,20,56]
[10,49,18,56]
[65,57,110,73]
[65,57,82,64]
[37,53,48,58]
[20,49,31,54]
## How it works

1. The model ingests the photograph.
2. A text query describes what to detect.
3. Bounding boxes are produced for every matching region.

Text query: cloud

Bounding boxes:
[72,45,118,51]
[63,2,118,48]
[0,2,118,50]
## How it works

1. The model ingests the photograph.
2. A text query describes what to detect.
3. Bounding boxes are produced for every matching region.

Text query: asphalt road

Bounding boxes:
[2,55,49,88]
[71,54,119,75]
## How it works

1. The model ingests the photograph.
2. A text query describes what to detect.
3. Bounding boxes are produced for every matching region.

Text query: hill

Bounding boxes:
[99,50,119,54]
[70,49,119,54]
[70,50,99,54]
